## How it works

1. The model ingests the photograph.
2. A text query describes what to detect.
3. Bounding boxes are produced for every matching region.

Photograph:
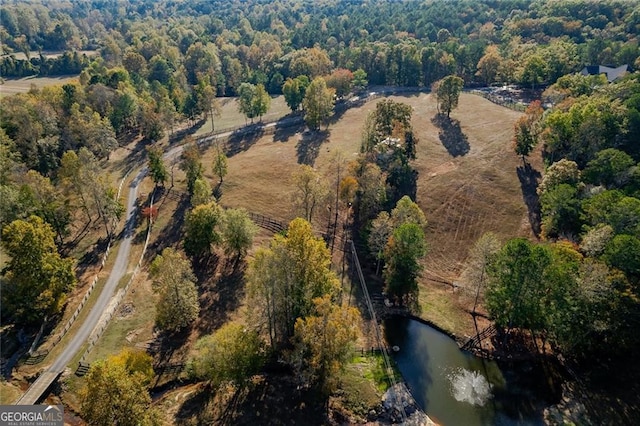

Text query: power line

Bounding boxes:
[349,239,407,424]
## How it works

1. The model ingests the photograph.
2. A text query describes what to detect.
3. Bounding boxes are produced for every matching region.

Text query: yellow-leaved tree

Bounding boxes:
[292,295,361,394]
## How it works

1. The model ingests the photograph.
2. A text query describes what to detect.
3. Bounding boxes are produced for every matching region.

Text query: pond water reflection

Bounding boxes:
[384,316,558,426]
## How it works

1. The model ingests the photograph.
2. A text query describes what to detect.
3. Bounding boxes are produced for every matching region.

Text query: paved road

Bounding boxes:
[16,168,145,405]
[14,87,399,405]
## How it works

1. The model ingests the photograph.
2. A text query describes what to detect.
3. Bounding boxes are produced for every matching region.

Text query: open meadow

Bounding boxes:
[198,91,539,336]
[0,75,79,97]
[48,91,537,419]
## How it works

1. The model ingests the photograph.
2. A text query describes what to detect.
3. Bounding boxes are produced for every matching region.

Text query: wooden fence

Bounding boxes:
[24,169,133,365]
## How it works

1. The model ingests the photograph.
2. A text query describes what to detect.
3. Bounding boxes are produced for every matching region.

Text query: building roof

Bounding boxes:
[581,65,629,83]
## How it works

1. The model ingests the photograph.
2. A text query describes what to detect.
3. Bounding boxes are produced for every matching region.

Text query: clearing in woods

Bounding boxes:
[204,92,539,335]
[0,75,79,97]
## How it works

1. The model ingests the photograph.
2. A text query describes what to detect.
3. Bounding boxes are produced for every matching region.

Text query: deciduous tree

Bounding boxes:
[352,68,368,91]
[383,222,427,310]
[368,211,393,275]
[486,239,551,332]
[582,148,635,188]
[325,68,353,99]
[188,322,265,389]
[147,146,167,188]
[222,208,258,260]
[81,352,158,426]
[537,159,580,196]
[513,101,544,162]
[247,218,340,348]
[460,232,501,313]
[212,143,228,184]
[302,77,335,131]
[292,295,361,394]
[184,201,222,258]
[149,248,200,332]
[253,83,271,121]
[540,183,582,239]
[292,164,326,222]
[180,144,203,195]
[238,82,257,122]
[191,178,212,207]
[23,170,71,245]
[476,45,502,85]
[1,215,76,324]
[434,75,464,118]
[283,77,304,112]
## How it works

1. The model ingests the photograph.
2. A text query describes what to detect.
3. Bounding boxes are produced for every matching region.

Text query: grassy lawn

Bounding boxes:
[200,92,535,337]
[195,95,291,136]
[0,75,79,97]
[84,272,156,364]
[418,285,474,338]
[338,352,402,420]
[43,91,532,419]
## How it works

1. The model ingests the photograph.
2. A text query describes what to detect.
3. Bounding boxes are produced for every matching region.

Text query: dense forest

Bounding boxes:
[1,0,640,424]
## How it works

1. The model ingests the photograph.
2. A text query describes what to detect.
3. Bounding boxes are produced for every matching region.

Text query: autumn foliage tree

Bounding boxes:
[212,142,228,184]
[292,164,326,222]
[1,215,76,323]
[81,350,158,426]
[434,75,464,118]
[188,322,265,389]
[513,101,544,162]
[324,68,354,99]
[221,208,258,261]
[149,248,200,332]
[184,201,223,258]
[292,295,361,394]
[247,218,340,348]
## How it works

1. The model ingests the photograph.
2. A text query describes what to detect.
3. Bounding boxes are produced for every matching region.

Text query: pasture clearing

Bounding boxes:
[0,75,79,97]
[203,92,540,335]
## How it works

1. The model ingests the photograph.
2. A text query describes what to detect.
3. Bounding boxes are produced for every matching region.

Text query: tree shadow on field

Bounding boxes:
[516,162,542,237]
[149,327,191,368]
[147,191,189,259]
[225,125,264,157]
[296,130,329,166]
[176,373,328,425]
[328,100,349,125]
[74,236,109,278]
[273,116,305,142]
[195,258,247,336]
[432,114,470,157]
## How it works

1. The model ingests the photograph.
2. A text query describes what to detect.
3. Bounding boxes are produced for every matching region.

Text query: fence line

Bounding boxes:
[51,87,426,368]
[468,90,527,112]
[348,240,407,424]
[25,169,133,364]
[79,190,155,364]
[247,212,286,234]
[460,324,497,352]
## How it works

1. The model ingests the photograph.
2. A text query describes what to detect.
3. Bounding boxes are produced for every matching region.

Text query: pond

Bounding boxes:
[384,316,562,426]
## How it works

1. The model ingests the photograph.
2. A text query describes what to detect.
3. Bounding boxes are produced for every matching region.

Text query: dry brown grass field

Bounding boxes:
[0,75,79,97]
[32,91,540,420]
[195,95,291,137]
[202,92,541,336]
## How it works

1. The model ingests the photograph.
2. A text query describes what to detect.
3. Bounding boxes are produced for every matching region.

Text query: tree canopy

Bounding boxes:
[149,248,200,332]
[1,215,76,323]
[247,218,340,348]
